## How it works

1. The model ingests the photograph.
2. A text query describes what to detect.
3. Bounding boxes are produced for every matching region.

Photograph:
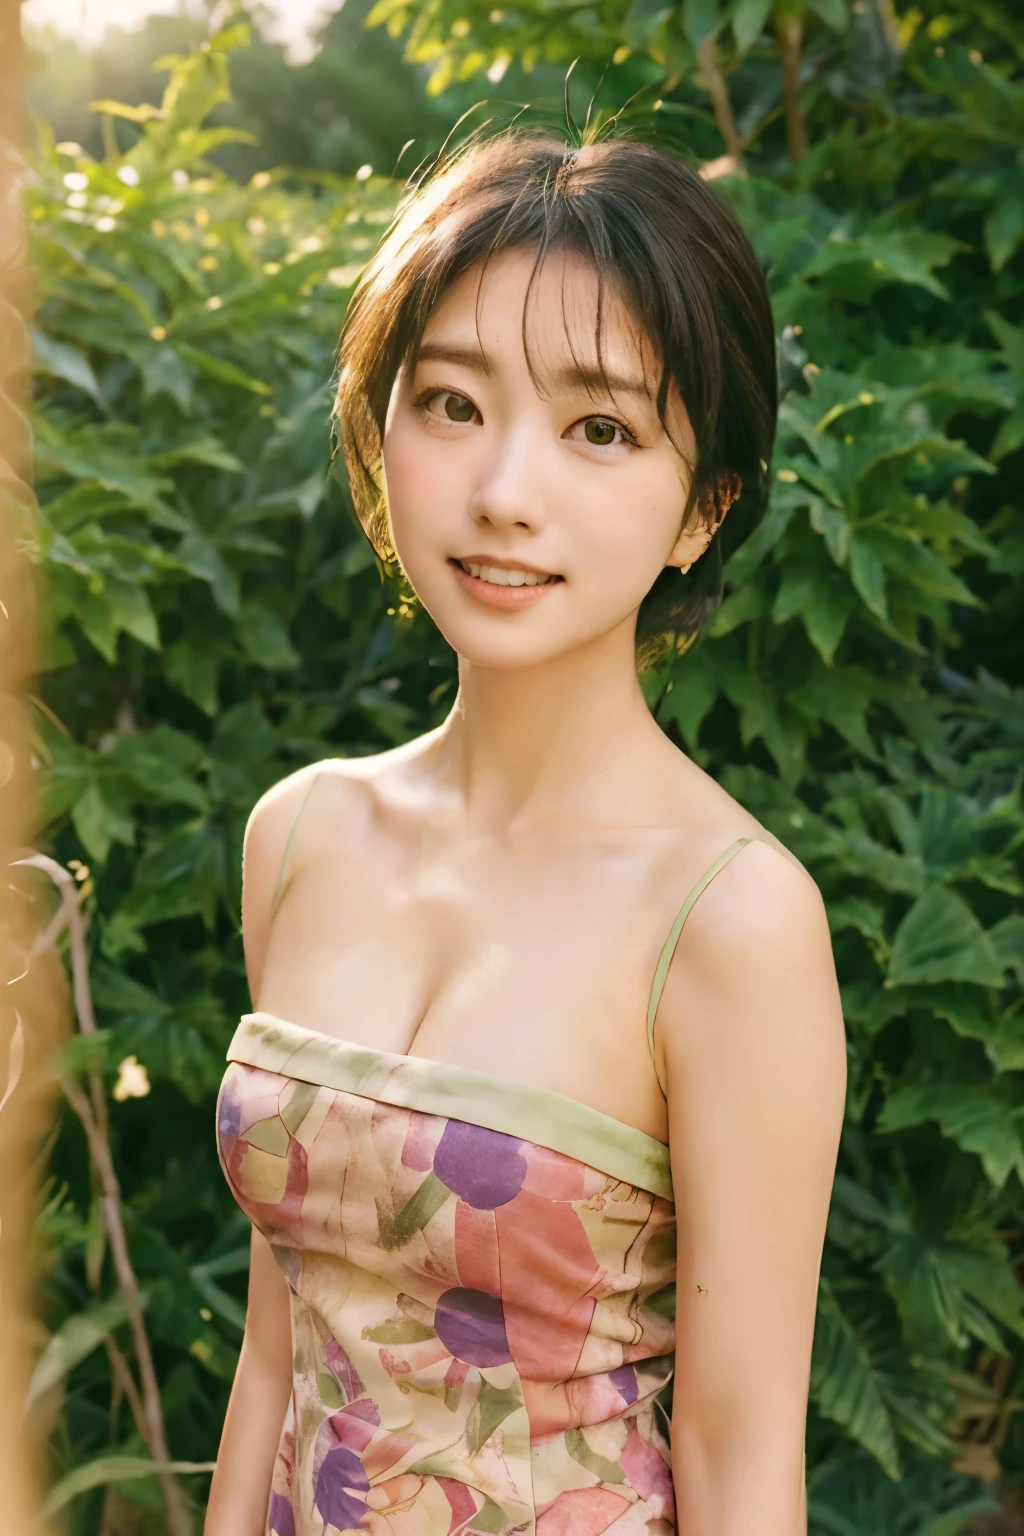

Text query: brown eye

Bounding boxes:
[584,419,618,447]
[444,393,476,422]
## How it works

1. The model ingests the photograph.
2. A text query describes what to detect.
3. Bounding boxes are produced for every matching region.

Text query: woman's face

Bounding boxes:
[381,248,706,670]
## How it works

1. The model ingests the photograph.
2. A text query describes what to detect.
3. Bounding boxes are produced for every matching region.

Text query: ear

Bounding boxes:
[665,471,742,572]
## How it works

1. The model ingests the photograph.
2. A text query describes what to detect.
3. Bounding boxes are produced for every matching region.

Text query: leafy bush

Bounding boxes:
[28,26,429,1530]
[27,7,1024,1533]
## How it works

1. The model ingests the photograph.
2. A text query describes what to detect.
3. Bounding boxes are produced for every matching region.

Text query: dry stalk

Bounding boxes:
[696,35,744,164]
[16,853,192,1536]
[775,1,809,161]
[106,1335,150,1450]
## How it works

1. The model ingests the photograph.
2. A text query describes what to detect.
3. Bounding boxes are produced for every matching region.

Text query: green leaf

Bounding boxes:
[848,536,889,622]
[809,501,850,566]
[239,603,301,670]
[44,1456,215,1516]
[828,898,885,945]
[877,1085,1024,1189]
[708,581,766,635]
[682,0,722,48]
[56,1029,114,1077]
[165,635,221,715]
[363,1315,437,1343]
[798,664,876,757]
[175,529,240,614]
[888,888,1005,988]
[992,408,1024,461]
[151,436,244,474]
[72,781,134,863]
[208,20,252,52]
[565,1425,627,1483]
[805,0,848,30]
[140,345,194,411]
[467,1381,524,1456]
[810,1283,900,1479]
[658,664,718,748]
[190,1271,247,1333]
[88,100,163,123]
[111,727,209,812]
[804,584,851,665]
[723,497,797,582]
[106,577,161,651]
[31,329,102,404]
[880,1234,1024,1353]
[985,186,1024,273]
[803,231,959,299]
[175,342,271,394]
[28,1292,147,1406]
[731,0,772,54]
[989,914,1024,982]
[377,1171,449,1250]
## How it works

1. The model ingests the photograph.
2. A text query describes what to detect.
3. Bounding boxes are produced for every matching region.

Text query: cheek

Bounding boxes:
[382,423,452,540]
[573,461,685,574]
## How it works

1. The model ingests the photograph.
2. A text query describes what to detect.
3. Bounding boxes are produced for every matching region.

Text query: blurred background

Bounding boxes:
[15,0,1024,1532]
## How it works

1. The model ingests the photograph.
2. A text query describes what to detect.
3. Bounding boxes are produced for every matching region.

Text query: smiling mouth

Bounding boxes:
[450,558,562,587]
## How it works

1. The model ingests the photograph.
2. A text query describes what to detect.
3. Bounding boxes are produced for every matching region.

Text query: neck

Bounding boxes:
[433,616,664,831]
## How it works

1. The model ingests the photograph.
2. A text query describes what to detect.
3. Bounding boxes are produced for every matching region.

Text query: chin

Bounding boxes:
[431,617,573,672]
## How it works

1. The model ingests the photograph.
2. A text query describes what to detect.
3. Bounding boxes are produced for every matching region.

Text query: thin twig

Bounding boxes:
[15,855,192,1536]
[775,1,809,161]
[62,1071,191,1534]
[17,857,97,1033]
[106,1335,149,1452]
[697,36,744,163]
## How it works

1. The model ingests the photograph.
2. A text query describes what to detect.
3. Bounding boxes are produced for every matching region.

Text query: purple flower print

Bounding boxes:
[314,1444,370,1534]
[217,1075,242,1143]
[434,1286,513,1367]
[608,1363,639,1405]
[433,1120,527,1209]
[269,1491,296,1536]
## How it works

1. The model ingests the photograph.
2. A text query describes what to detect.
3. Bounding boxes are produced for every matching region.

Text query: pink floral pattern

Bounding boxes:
[217,1049,677,1536]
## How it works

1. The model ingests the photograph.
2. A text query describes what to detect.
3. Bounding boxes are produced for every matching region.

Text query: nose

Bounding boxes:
[468,426,544,535]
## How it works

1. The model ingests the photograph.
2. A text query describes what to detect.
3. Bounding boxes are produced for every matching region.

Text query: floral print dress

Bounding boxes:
[216,835,756,1536]
[217,1013,677,1536]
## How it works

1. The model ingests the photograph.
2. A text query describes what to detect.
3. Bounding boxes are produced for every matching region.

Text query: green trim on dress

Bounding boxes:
[227,1011,674,1201]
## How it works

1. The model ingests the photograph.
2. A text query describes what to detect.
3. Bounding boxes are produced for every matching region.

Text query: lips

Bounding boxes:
[450,558,562,587]
[448,557,562,611]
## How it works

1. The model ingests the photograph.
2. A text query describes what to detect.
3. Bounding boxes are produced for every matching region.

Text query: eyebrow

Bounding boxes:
[414,341,652,401]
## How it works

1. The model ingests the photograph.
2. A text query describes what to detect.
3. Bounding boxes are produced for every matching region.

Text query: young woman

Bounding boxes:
[206,132,847,1536]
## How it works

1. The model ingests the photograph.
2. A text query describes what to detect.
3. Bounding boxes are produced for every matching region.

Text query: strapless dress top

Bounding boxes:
[217,1010,678,1536]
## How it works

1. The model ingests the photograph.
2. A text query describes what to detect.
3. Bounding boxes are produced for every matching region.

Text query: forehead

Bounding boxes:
[418,248,657,386]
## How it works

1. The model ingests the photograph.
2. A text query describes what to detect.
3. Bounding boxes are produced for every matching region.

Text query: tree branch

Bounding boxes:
[15,854,192,1536]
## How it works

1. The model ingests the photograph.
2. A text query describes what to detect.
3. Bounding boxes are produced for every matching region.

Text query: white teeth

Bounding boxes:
[462,561,553,587]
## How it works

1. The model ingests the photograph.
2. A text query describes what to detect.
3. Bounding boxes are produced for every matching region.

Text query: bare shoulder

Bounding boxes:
[683,835,830,960]
[660,834,845,1098]
[244,735,435,876]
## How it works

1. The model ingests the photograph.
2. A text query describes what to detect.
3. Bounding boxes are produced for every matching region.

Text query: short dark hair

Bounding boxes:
[336,130,777,661]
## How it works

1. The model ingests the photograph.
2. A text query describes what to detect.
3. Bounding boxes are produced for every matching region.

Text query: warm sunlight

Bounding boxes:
[22,0,334,60]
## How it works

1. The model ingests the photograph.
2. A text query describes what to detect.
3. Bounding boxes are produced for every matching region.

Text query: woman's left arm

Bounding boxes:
[657,841,847,1536]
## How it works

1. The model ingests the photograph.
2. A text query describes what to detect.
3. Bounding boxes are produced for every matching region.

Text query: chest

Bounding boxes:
[258,830,668,1095]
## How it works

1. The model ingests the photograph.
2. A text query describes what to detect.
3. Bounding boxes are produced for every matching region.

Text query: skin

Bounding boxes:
[206,249,847,1536]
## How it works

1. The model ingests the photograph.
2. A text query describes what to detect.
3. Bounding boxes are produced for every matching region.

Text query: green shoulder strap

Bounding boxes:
[270,772,322,920]
[645,835,757,1089]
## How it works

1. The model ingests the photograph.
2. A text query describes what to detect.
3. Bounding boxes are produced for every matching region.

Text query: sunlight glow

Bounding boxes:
[23,0,337,62]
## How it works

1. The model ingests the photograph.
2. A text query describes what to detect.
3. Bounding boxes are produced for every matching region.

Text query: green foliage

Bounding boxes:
[27,6,1024,1534]
[28,27,433,1529]
[26,1,616,186]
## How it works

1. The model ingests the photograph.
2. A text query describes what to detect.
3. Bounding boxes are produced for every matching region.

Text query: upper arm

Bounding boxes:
[660,842,846,1446]
[241,767,321,1009]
